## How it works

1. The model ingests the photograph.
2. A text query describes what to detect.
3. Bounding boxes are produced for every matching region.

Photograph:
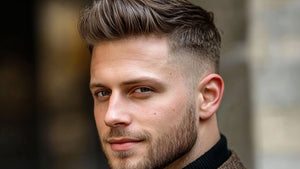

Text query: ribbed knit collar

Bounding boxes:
[182,134,231,169]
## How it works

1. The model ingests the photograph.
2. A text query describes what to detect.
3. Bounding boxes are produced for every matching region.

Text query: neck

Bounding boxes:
[164,115,220,169]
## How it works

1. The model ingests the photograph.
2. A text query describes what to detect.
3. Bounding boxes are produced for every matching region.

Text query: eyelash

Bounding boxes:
[96,90,111,97]
[132,87,152,93]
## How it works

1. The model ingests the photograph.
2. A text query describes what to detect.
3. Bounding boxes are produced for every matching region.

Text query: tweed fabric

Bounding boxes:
[218,151,246,169]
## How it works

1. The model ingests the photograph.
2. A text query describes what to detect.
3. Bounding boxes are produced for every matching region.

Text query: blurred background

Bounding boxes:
[0,0,299,169]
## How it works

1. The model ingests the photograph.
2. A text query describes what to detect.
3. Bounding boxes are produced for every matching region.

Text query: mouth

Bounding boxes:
[107,137,143,151]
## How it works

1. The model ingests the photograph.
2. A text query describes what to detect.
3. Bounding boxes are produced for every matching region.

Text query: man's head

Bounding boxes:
[79,0,224,169]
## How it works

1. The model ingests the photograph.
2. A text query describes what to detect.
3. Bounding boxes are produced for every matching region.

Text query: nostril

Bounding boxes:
[104,110,131,127]
[105,119,130,128]
[112,122,128,127]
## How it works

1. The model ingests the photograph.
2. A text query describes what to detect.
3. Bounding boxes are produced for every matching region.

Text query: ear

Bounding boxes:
[197,74,224,120]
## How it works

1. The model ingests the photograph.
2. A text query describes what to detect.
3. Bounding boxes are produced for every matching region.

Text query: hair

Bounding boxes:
[78,0,221,73]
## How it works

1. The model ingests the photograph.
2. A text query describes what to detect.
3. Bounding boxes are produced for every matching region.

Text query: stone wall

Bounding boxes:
[249,0,300,168]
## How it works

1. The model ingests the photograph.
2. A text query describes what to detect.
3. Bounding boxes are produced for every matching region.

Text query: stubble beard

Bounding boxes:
[100,104,198,169]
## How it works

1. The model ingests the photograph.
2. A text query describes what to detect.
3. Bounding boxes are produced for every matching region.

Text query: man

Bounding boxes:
[79,0,246,169]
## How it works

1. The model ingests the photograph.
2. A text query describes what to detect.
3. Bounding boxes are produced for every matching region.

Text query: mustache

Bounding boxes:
[102,128,151,142]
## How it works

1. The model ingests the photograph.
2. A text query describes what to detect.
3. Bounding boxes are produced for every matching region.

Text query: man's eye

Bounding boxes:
[131,87,154,99]
[96,90,111,97]
[134,87,152,93]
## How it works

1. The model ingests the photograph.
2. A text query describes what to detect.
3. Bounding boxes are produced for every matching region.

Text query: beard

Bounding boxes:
[100,104,197,169]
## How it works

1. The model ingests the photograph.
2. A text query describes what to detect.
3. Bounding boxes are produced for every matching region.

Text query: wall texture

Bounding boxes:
[249,0,300,168]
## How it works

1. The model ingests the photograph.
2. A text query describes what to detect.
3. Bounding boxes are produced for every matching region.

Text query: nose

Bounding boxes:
[104,92,131,128]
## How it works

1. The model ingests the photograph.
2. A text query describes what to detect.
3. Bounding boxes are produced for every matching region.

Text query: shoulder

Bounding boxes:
[218,151,247,169]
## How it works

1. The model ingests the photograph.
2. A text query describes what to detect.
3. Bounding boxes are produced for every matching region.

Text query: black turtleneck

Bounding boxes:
[182,134,231,169]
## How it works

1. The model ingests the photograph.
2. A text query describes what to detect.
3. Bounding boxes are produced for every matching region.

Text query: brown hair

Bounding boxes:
[78,0,221,73]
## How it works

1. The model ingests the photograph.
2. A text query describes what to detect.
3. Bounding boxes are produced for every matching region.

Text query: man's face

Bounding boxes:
[90,36,198,169]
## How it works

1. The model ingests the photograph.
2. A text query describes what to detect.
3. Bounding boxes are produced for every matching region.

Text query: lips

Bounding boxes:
[107,137,143,151]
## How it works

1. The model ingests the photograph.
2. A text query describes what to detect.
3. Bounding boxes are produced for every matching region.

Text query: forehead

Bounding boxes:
[90,36,180,86]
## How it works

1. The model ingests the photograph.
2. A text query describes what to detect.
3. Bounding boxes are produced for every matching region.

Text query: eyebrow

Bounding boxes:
[89,83,105,89]
[89,77,163,89]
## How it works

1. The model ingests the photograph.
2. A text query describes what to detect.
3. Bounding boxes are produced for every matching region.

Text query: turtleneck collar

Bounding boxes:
[182,134,231,169]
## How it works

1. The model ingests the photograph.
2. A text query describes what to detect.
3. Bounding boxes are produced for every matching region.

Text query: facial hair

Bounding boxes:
[100,104,197,169]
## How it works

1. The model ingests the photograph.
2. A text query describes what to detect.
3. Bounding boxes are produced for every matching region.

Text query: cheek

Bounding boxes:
[140,94,188,130]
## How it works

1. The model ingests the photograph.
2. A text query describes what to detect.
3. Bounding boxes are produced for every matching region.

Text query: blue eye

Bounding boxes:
[135,87,152,93]
[131,87,153,99]
[97,90,111,97]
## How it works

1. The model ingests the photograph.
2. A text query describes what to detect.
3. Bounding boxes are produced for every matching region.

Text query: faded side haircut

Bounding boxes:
[78,0,221,73]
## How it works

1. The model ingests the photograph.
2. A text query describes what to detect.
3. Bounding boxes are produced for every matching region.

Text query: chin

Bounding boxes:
[108,153,149,169]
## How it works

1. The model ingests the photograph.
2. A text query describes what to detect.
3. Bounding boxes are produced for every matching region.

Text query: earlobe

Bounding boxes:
[197,74,224,120]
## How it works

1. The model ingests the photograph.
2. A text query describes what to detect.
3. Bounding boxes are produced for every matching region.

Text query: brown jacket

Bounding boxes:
[218,152,246,169]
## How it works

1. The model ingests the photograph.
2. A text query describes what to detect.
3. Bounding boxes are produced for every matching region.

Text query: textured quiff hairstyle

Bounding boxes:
[78,0,221,73]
